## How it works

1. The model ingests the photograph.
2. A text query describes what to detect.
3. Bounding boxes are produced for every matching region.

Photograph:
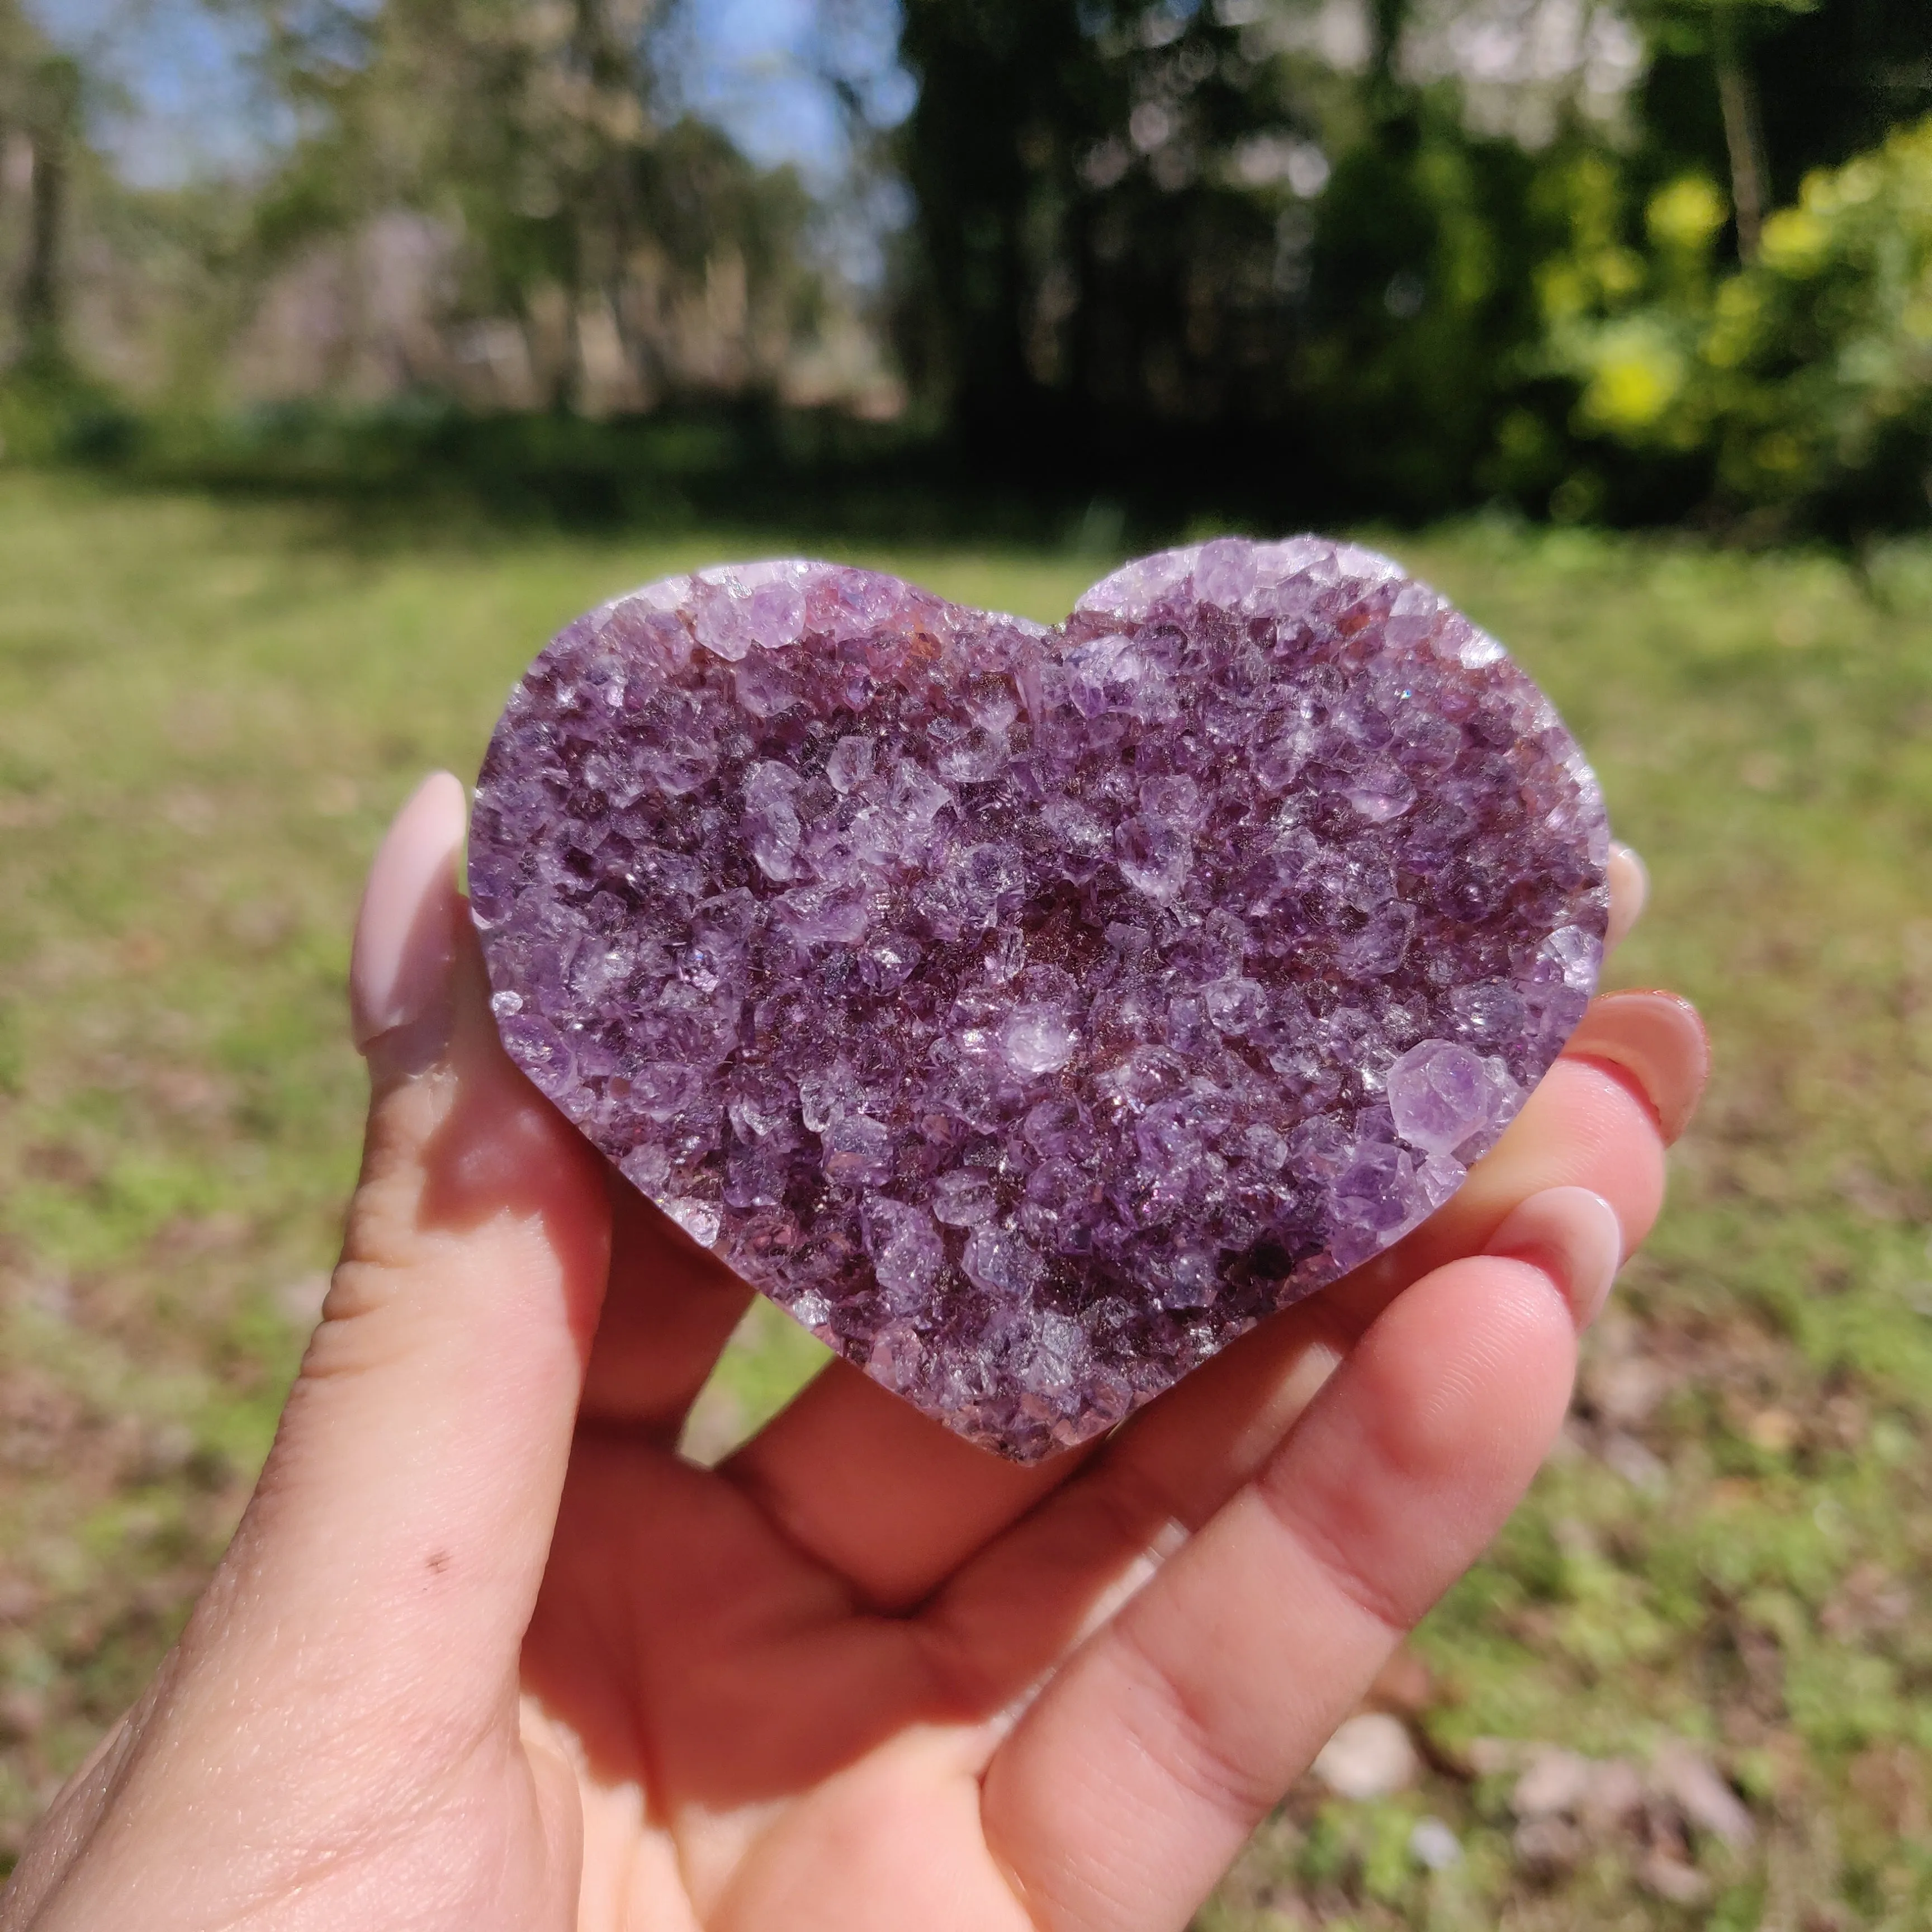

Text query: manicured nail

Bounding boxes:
[1604,842,1648,954]
[1562,991,1711,1144]
[1486,1186,1623,1329]
[349,773,467,1054]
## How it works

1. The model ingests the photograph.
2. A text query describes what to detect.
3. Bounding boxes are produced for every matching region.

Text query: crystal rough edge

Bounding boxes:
[470,539,1611,1461]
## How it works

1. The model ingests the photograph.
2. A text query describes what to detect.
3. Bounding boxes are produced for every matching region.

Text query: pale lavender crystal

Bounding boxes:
[470,541,1609,1461]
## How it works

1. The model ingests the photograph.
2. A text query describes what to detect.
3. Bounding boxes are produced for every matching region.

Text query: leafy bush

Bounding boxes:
[0,366,138,467]
[1547,117,1932,532]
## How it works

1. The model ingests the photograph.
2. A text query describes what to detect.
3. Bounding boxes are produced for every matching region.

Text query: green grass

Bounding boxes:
[1,470,1929,1924]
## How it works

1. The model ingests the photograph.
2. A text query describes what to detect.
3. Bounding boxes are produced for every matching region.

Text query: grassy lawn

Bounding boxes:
[1,470,1929,1925]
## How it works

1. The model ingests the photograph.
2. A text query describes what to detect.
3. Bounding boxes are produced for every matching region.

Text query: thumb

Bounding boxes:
[0,775,609,1931]
[200,773,611,1720]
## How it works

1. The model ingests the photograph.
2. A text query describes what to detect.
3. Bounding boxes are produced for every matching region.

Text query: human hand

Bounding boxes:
[1,778,1706,1932]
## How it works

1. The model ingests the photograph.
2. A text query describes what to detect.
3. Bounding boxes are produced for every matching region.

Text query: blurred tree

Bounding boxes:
[890,0,1932,524]
[893,0,1101,440]
[1537,106,1932,534]
[226,0,823,409]
[897,1,1325,455]
[16,54,80,371]
[0,0,83,375]
[1633,0,1932,260]
[0,0,1922,529]
[893,0,1561,517]
[0,1,30,364]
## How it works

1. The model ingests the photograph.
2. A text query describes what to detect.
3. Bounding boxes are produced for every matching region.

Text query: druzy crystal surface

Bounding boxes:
[470,539,1609,1461]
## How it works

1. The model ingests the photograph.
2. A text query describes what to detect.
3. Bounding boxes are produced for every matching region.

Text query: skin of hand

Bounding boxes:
[0,777,1707,1932]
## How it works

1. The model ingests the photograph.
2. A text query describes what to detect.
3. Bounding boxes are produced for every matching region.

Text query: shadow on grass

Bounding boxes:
[0,389,1545,555]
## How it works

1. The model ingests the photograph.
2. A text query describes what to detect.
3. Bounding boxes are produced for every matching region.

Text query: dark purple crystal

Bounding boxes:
[470,539,1609,1460]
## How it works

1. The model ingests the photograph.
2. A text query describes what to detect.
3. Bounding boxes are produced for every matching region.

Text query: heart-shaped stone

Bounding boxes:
[470,538,1607,1461]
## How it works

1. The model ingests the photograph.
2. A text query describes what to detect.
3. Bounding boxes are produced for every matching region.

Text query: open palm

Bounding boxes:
[1,777,1702,1932]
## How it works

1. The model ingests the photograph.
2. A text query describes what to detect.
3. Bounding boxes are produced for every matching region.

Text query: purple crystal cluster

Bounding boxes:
[470,539,1609,1461]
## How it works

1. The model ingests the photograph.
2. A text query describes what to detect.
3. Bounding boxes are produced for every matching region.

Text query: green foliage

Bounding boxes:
[896,0,1280,430]
[0,362,136,465]
[229,0,830,411]
[1541,117,1932,531]
[0,1,81,373]
[1633,0,1932,211]
[7,0,1932,531]
[892,0,1562,517]
[1296,102,1552,518]
[889,0,1932,529]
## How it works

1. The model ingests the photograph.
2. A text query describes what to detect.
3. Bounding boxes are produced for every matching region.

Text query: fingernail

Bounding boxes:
[350,773,468,1055]
[1604,842,1648,954]
[1564,991,1710,1144]
[1486,1186,1623,1329]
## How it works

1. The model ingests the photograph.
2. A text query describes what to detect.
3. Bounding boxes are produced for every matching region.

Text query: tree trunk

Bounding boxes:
[18,56,77,367]
[1369,0,1414,106]
[1712,13,1766,262]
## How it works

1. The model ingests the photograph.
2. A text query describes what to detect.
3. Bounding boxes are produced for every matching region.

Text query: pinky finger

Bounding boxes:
[980,1250,1581,1932]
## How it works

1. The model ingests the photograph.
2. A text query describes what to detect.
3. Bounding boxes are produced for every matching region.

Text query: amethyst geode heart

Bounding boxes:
[470,539,1608,1460]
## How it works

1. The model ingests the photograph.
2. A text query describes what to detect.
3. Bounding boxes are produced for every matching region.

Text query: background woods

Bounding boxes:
[1,0,1930,529]
[235,0,840,413]
[892,0,1932,524]
[0,0,878,423]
